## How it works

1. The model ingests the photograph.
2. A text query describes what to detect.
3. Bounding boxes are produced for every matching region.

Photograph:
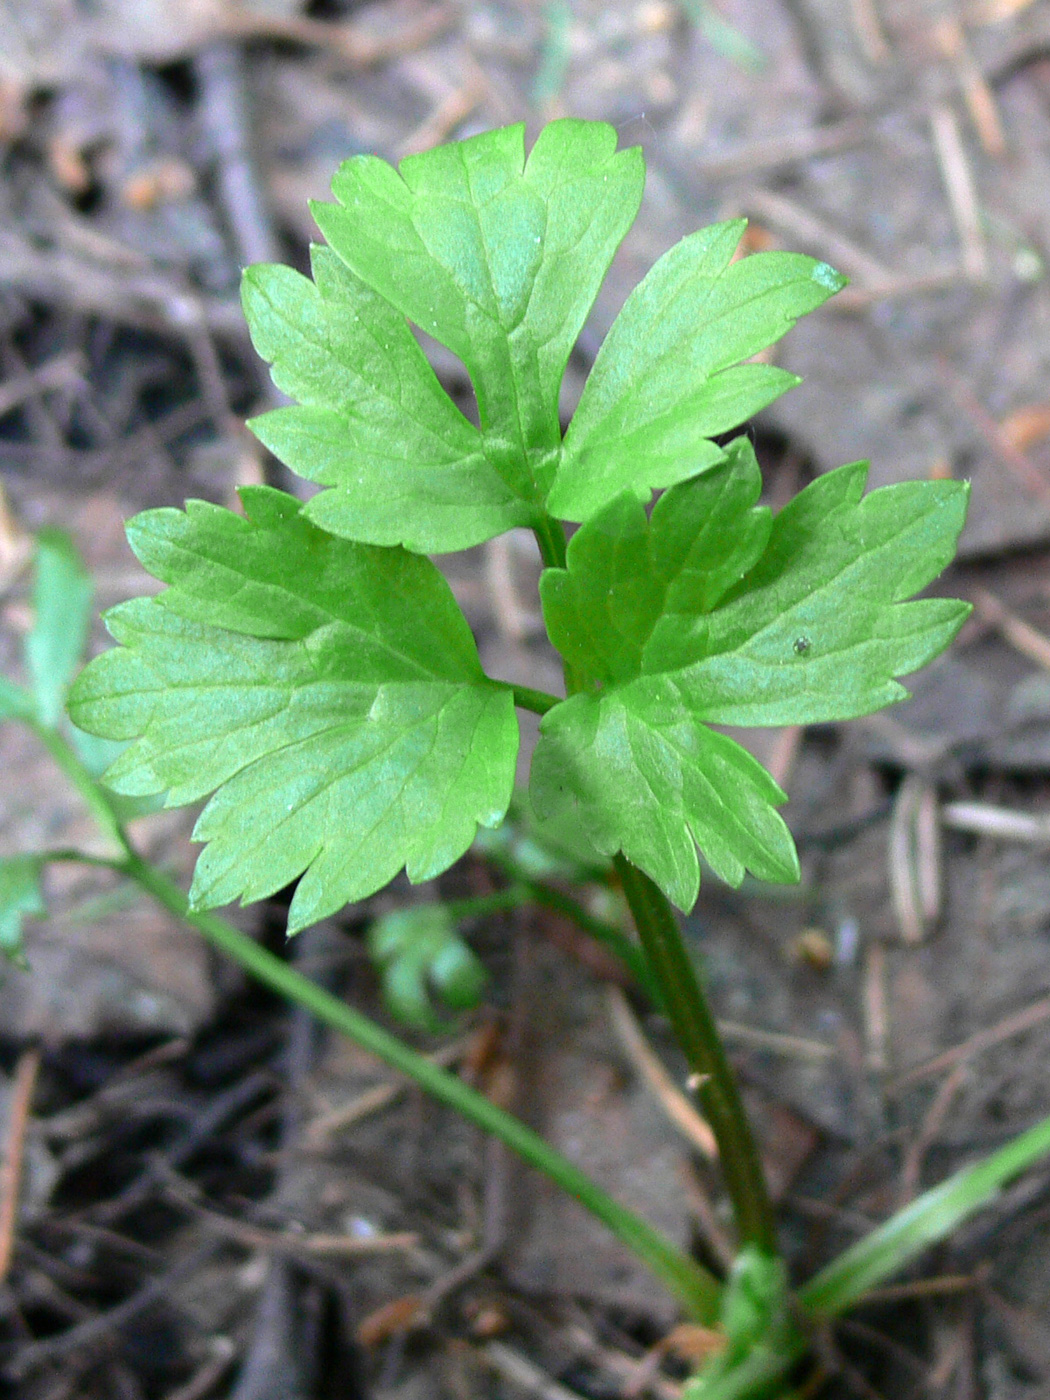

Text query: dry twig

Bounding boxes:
[942,801,1050,843]
[972,586,1050,670]
[888,775,941,944]
[892,994,1050,1090]
[929,102,988,280]
[605,986,718,1160]
[304,1036,472,1145]
[742,189,893,287]
[0,1046,41,1284]
[863,942,888,1075]
[482,1341,588,1400]
[897,1060,970,1205]
[931,16,1007,156]
[849,0,890,63]
[691,116,871,178]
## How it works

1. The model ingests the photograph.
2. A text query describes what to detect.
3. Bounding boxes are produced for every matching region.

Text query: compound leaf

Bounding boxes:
[548,221,846,521]
[67,486,518,933]
[0,855,44,969]
[532,443,970,909]
[26,529,92,727]
[308,119,644,536]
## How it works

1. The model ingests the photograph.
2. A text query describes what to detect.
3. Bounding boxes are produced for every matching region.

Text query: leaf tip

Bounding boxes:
[810,261,848,295]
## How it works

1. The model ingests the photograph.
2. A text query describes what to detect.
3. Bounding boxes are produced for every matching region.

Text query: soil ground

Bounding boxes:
[3,1,1050,1396]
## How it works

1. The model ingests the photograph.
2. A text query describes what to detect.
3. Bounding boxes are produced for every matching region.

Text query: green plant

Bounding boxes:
[367,903,489,1033]
[2,119,1047,1394]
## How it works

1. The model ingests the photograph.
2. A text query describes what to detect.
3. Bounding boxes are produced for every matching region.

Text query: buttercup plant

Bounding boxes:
[0,118,1043,1394]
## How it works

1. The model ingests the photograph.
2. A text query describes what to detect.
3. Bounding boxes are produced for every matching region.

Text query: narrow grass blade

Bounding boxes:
[800,1111,1050,1316]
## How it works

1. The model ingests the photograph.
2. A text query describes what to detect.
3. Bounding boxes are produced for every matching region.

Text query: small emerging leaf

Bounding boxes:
[685,1247,794,1395]
[368,904,488,1033]
[68,486,518,933]
[0,855,44,969]
[26,529,92,727]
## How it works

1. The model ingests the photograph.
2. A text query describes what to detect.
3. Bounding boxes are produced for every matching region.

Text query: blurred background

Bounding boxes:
[3,1,1050,1396]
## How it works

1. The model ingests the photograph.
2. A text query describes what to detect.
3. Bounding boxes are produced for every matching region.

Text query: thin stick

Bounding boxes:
[693,116,871,180]
[863,942,888,1074]
[889,775,926,944]
[829,265,966,310]
[743,188,893,286]
[929,103,988,280]
[931,17,1007,157]
[218,4,453,66]
[605,986,718,1159]
[304,1037,472,1144]
[897,1060,969,1205]
[766,724,804,791]
[0,1046,41,1283]
[485,532,538,642]
[892,995,1050,1091]
[860,1272,975,1304]
[942,801,1050,844]
[397,79,486,159]
[972,586,1050,670]
[717,1020,834,1062]
[483,1341,589,1399]
[160,1338,237,1400]
[194,42,279,268]
[162,1173,420,1257]
[849,0,890,63]
[0,352,85,421]
[935,358,1050,505]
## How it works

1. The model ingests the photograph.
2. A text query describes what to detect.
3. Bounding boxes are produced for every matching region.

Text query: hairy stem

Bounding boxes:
[614,856,778,1255]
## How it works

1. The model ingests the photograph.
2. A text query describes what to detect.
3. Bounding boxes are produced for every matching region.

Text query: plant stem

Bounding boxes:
[31,721,720,1321]
[614,855,778,1255]
[523,879,661,1004]
[507,683,560,715]
[531,515,588,694]
[683,1108,1050,1396]
[29,720,129,857]
[533,513,567,570]
[121,851,720,1321]
[440,887,533,922]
